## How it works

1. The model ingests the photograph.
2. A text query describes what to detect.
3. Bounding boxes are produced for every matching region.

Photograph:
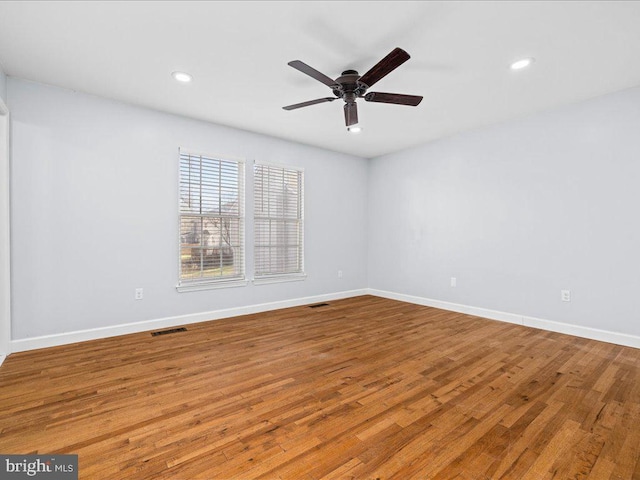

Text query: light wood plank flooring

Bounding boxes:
[1,295,640,479]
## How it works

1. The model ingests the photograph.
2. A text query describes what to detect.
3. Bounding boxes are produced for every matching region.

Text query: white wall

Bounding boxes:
[369,86,640,338]
[8,78,369,341]
[9,75,640,349]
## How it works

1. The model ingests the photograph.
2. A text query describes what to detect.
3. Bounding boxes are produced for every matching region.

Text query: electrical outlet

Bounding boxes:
[561,290,571,302]
[450,277,457,287]
[135,288,144,300]
[338,270,343,279]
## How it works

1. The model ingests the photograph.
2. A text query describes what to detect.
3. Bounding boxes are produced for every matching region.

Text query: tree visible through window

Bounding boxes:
[179,151,244,286]
[254,163,304,279]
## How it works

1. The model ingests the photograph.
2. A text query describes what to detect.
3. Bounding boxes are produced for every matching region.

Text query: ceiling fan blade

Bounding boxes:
[358,47,411,88]
[283,97,337,111]
[364,92,423,106]
[344,102,358,126]
[288,60,337,87]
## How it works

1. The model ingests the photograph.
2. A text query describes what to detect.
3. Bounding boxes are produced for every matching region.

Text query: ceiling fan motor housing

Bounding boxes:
[333,70,367,101]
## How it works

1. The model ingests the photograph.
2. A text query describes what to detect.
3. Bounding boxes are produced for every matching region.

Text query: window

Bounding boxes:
[178,150,245,290]
[254,163,305,282]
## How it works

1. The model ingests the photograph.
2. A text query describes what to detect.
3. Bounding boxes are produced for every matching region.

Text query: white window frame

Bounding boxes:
[177,149,247,292]
[253,161,305,285]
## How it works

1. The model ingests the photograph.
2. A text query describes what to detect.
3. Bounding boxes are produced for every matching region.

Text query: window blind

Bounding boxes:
[179,151,244,285]
[254,163,304,279]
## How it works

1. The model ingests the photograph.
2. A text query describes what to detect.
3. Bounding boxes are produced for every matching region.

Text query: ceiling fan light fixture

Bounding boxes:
[347,126,362,134]
[171,71,193,83]
[510,57,535,70]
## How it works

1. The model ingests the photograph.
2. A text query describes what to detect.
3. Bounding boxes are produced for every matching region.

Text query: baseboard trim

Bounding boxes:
[520,315,640,349]
[9,287,640,354]
[10,289,369,353]
[368,289,640,349]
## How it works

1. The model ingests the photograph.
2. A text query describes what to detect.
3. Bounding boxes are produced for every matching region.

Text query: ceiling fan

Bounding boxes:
[283,47,423,129]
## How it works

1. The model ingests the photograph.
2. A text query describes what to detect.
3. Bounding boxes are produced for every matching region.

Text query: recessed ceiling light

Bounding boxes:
[172,71,193,83]
[510,58,535,70]
[347,126,362,134]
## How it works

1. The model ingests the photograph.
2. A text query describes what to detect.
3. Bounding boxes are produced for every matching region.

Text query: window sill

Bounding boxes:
[252,273,307,286]
[176,278,249,293]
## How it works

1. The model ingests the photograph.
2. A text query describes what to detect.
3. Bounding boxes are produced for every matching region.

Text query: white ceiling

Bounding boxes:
[1,1,640,158]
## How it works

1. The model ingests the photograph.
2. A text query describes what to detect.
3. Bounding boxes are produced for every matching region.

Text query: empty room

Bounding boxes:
[1,1,640,479]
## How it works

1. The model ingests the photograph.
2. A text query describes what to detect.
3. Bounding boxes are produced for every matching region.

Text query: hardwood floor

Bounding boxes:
[1,295,640,479]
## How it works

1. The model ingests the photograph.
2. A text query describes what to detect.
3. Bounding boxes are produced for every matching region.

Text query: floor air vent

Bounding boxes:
[151,327,187,337]
[309,303,330,309]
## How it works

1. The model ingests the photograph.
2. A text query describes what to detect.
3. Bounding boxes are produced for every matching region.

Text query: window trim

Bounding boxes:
[252,272,307,286]
[253,160,305,284]
[176,148,247,292]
